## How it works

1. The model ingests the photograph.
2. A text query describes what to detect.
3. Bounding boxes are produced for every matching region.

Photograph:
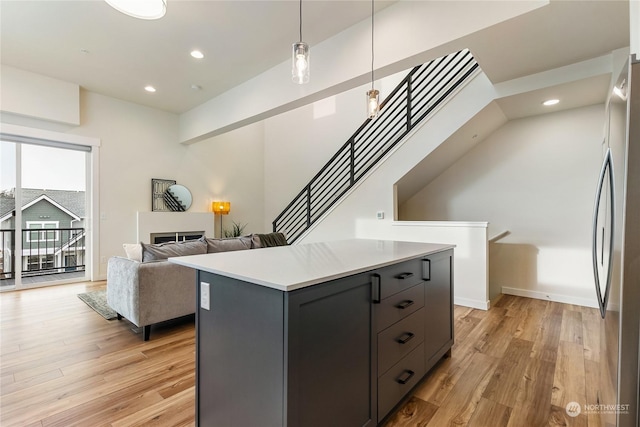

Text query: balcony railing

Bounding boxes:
[0,227,85,280]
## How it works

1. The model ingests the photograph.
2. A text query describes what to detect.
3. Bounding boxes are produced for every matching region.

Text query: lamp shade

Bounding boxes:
[292,42,310,84]
[367,89,380,119]
[105,0,167,20]
[212,201,231,215]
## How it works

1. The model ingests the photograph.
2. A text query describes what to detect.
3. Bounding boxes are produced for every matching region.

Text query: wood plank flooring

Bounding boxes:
[1,282,602,427]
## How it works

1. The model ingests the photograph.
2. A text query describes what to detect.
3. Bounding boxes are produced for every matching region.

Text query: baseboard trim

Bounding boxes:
[501,286,598,308]
[454,296,490,310]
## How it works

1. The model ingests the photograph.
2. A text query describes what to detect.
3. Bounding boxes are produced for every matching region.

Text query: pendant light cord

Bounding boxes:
[299,0,303,42]
[371,0,374,90]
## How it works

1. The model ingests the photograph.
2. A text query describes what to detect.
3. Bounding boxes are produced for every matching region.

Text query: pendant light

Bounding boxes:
[292,0,310,84]
[366,0,379,119]
[105,0,167,20]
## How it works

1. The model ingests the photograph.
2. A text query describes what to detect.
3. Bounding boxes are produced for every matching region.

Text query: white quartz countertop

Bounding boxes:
[169,239,454,292]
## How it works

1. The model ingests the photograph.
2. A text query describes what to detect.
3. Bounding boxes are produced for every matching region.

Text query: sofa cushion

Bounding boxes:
[205,236,253,253]
[141,239,207,262]
[123,243,143,262]
[255,232,288,247]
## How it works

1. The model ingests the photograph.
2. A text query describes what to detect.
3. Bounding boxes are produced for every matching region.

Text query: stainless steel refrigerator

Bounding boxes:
[592,53,640,427]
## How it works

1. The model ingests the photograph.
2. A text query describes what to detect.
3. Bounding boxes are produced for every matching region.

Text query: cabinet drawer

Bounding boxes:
[378,258,424,299]
[378,343,426,421]
[378,308,425,375]
[376,284,424,332]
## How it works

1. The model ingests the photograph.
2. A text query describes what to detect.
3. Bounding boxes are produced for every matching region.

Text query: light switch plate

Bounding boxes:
[376,211,384,220]
[200,282,210,310]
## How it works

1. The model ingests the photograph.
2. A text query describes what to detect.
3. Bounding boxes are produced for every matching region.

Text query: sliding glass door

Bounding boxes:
[0,138,90,290]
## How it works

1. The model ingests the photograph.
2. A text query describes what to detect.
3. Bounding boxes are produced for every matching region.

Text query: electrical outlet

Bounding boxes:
[200,282,211,310]
[376,211,384,220]
[100,256,107,264]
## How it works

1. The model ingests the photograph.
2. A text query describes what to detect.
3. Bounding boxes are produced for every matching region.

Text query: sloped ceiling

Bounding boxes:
[0,1,629,116]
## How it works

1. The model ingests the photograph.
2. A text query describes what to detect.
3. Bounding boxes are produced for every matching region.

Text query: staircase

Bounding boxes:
[272,49,479,243]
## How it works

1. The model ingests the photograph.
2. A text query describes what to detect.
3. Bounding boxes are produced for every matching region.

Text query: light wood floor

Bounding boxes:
[1,282,601,427]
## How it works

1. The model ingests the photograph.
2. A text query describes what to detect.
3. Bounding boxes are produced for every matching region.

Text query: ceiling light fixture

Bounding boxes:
[613,79,627,101]
[144,85,157,93]
[366,0,379,119]
[291,0,310,84]
[542,99,559,106]
[105,0,166,20]
[191,50,204,59]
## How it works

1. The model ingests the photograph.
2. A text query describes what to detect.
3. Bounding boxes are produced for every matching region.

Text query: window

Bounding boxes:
[27,256,39,271]
[26,255,54,271]
[26,222,59,243]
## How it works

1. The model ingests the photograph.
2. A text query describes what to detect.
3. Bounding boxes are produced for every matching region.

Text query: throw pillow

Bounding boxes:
[205,236,252,253]
[123,243,143,262]
[255,232,288,247]
[141,239,207,262]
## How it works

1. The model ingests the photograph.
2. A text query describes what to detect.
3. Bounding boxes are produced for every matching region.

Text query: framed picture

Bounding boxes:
[151,178,176,211]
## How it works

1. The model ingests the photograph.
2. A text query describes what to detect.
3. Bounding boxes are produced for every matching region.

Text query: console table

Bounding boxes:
[170,239,454,427]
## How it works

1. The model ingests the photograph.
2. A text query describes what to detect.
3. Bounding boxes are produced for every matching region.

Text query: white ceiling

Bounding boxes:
[0,1,630,116]
[0,0,395,114]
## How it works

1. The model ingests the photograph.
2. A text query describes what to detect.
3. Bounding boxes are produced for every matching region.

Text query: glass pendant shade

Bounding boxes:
[105,0,167,20]
[292,42,310,84]
[367,89,380,119]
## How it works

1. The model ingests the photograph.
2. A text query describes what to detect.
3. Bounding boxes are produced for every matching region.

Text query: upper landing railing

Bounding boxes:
[272,49,479,243]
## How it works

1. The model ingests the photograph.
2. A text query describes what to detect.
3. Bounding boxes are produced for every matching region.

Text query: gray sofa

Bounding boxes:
[107,233,287,340]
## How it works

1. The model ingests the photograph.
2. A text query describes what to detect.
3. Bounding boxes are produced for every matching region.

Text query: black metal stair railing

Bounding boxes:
[273,49,479,243]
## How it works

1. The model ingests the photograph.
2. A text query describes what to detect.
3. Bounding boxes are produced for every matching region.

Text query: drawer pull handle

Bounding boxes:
[395,300,414,310]
[396,370,415,385]
[372,274,381,304]
[423,259,431,281]
[396,272,414,280]
[396,332,415,344]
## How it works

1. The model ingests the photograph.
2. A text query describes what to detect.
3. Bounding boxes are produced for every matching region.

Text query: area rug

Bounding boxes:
[77,290,117,320]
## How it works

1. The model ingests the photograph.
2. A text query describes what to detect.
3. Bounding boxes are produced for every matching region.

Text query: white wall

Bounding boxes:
[631,0,639,58]
[263,72,405,232]
[356,220,490,309]
[188,122,266,237]
[2,77,266,280]
[73,91,266,277]
[400,104,605,306]
[0,65,80,126]
[285,71,494,244]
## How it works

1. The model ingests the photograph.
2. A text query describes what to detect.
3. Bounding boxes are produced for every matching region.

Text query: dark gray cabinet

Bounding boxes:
[196,271,375,427]
[287,274,375,427]
[195,273,286,427]
[195,248,453,426]
[373,249,454,421]
[423,249,454,369]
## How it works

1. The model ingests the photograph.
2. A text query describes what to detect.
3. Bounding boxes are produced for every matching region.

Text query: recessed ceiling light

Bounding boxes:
[144,85,156,93]
[105,0,166,20]
[190,50,204,59]
[191,84,202,91]
[542,99,559,106]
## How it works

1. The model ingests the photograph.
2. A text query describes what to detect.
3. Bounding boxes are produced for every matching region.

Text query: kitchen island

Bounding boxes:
[170,239,454,427]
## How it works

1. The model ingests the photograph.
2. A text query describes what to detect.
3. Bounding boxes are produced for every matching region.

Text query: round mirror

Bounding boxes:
[163,184,192,211]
